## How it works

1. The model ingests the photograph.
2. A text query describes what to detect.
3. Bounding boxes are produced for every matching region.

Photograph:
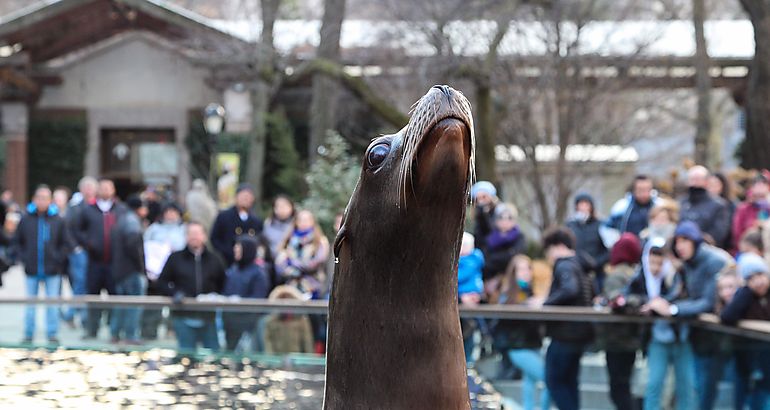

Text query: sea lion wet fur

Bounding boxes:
[323,85,475,410]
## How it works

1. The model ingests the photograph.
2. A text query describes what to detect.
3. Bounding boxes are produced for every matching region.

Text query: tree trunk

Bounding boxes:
[245,0,280,206]
[308,0,346,161]
[693,0,712,167]
[472,18,510,185]
[475,83,497,183]
[740,0,770,169]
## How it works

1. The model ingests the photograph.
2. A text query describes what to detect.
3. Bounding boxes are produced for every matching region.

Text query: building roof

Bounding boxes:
[0,0,244,63]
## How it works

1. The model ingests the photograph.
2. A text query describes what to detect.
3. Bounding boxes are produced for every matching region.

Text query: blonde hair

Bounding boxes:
[649,199,679,224]
[494,203,519,221]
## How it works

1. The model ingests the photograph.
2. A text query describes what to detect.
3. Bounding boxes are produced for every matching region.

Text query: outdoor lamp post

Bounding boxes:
[203,103,226,194]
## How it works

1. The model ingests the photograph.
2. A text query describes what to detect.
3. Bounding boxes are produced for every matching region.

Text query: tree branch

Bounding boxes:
[284,58,409,128]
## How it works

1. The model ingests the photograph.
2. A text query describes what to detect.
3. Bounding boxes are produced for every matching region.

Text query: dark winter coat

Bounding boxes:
[679,187,731,248]
[65,199,91,251]
[74,200,127,263]
[492,288,543,351]
[721,286,770,390]
[481,227,526,280]
[111,211,144,284]
[210,206,263,265]
[223,236,270,299]
[544,255,594,343]
[567,217,609,276]
[720,286,770,324]
[473,204,496,254]
[15,204,70,276]
[222,237,271,326]
[598,263,644,351]
[157,246,226,320]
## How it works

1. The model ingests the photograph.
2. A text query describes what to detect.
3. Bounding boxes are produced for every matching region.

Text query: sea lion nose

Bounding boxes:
[432,84,452,97]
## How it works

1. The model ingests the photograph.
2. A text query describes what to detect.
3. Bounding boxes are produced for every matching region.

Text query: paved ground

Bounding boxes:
[0,265,176,350]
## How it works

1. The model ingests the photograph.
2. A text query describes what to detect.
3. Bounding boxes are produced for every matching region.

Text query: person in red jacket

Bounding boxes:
[733,172,770,250]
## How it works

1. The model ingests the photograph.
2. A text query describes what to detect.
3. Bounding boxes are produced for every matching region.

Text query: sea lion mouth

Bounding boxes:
[397,85,475,204]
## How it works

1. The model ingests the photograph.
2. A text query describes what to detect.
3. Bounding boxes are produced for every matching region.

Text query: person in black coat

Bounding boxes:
[157,222,226,351]
[679,166,730,248]
[540,227,593,410]
[15,185,70,343]
[567,193,609,292]
[109,195,147,344]
[721,253,770,409]
[222,235,271,351]
[74,178,127,338]
[210,184,263,266]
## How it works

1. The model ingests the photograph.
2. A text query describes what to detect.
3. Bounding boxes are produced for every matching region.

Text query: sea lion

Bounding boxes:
[323,85,475,409]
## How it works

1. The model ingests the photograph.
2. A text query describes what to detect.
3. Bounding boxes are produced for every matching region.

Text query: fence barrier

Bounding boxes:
[1,295,768,341]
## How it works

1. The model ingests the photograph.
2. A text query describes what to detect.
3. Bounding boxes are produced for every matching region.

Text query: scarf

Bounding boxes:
[486,227,520,251]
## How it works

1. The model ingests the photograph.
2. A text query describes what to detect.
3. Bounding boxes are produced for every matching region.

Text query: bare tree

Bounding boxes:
[693,0,712,166]
[244,0,280,206]
[490,1,682,229]
[308,0,346,160]
[740,0,770,169]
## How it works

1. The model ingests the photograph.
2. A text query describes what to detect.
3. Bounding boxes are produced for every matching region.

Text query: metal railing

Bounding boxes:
[2,295,768,342]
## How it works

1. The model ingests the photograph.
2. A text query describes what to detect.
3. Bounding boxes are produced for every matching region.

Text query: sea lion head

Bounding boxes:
[334,85,475,257]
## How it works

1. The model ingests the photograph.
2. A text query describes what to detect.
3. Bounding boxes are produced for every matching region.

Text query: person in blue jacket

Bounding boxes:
[458,232,484,364]
[15,185,70,344]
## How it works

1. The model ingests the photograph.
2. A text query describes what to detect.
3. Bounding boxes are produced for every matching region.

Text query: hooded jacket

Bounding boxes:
[15,203,70,276]
[458,249,484,296]
[223,236,271,299]
[672,221,730,317]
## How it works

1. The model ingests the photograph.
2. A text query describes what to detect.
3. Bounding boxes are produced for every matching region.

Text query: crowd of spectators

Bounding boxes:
[462,166,770,410]
[2,163,770,410]
[2,177,331,356]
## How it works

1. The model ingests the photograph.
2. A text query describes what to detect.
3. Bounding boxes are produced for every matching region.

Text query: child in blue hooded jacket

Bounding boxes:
[458,232,484,364]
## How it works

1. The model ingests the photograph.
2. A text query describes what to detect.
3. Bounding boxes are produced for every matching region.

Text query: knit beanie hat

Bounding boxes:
[462,232,475,249]
[737,253,770,280]
[610,232,642,266]
[471,181,497,200]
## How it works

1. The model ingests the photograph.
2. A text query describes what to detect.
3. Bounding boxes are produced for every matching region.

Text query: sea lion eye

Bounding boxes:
[367,143,390,168]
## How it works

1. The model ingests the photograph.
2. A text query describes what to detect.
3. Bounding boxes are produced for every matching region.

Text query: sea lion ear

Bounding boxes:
[333,225,347,262]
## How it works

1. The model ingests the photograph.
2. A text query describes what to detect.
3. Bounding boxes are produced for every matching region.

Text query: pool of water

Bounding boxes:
[0,348,502,409]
